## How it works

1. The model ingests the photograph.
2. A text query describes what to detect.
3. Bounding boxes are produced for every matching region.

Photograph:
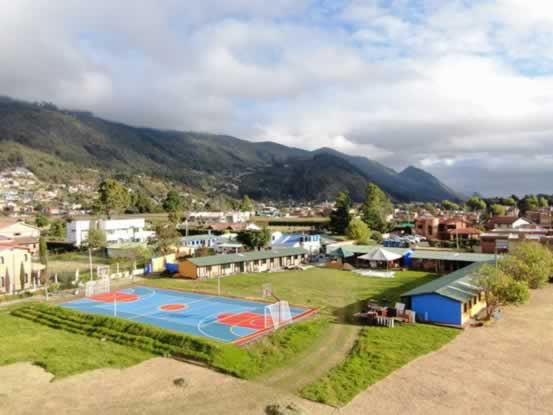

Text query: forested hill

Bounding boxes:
[0,96,461,202]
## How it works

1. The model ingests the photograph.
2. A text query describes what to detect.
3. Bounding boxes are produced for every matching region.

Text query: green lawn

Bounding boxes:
[300,324,460,406]
[0,309,152,378]
[142,268,436,317]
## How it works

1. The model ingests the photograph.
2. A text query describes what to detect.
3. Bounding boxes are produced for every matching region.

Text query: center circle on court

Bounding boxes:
[160,303,187,312]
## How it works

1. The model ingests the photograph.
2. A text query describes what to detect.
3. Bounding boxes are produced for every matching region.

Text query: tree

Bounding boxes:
[502,197,516,206]
[98,178,130,216]
[466,196,486,211]
[19,261,26,291]
[490,204,506,216]
[509,242,553,289]
[236,228,271,250]
[329,192,352,235]
[155,222,179,255]
[39,236,48,268]
[519,195,538,213]
[162,190,183,213]
[87,223,107,251]
[538,196,549,208]
[35,213,49,228]
[441,200,459,211]
[477,264,529,320]
[240,195,254,212]
[360,183,392,233]
[168,210,182,225]
[129,190,155,213]
[47,219,66,240]
[346,219,371,244]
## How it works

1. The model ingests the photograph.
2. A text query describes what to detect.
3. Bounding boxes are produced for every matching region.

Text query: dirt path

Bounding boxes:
[341,285,553,415]
[257,323,361,393]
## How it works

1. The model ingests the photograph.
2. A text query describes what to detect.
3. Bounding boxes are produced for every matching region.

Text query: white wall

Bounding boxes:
[67,218,150,247]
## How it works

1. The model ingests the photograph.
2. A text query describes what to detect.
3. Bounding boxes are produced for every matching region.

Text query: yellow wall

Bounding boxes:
[150,253,177,273]
[461,293,487,324]
[0,248,33,294]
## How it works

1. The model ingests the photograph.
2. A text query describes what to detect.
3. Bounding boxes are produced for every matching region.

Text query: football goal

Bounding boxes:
[264,300,292,329]
[85,277,111,297]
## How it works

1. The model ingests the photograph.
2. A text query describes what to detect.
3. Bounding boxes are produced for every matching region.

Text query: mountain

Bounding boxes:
[0,96,461,202]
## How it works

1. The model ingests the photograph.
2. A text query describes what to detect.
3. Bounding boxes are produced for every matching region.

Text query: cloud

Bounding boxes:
[1,0,553,196]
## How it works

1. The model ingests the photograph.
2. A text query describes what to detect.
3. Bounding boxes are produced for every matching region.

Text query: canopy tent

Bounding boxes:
[358,247,403,262]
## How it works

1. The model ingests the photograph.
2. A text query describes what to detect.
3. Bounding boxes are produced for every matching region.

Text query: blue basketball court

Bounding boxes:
[62,287,315,344]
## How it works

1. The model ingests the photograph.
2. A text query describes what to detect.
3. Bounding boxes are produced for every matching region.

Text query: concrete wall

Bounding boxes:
[0,248,33,294]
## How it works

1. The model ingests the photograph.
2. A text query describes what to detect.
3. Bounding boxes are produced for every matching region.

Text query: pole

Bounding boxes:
[88,248,94,280]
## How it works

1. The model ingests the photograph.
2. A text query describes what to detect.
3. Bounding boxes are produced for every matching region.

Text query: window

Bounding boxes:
[463,303,468,312]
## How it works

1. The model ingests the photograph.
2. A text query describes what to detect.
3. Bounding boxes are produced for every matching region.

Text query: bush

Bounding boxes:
[508,242,553,289]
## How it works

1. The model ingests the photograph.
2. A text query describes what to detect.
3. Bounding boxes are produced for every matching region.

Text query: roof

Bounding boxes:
[401,261,488,302]
[329,244,411,258]
[410,250,496,262]
[358,247,403,261]
[448,227,481,235]
[486,216,526,225]
[394,222,415,228]
[187,247,308,267]
[181,234,220,243]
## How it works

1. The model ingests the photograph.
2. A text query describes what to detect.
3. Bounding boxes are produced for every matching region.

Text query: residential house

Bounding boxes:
[177,247,307,279]
[0,241,35,294]
[484,216,531,230]
[480,227,553,254]
[0,219,40,256]
[67,218,154,247]
[180,233,220,252]
[415,216,472,241]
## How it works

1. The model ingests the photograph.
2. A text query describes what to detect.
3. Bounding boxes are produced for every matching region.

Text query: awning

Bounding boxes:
[358,248,402,262]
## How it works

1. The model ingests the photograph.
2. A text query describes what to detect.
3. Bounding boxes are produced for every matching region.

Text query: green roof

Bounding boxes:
[411,250,496,262]
[395,222,415,228]
[401,261,490,303]
[187,247,308,267]
[329,245,410,258]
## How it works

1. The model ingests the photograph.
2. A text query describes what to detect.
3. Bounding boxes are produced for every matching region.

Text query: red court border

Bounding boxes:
[232,307,319,346]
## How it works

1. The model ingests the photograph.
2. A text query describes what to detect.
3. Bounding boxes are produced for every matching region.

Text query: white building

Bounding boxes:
[187,211,253,223]
[271,232,321,255]
[67,218,154,247]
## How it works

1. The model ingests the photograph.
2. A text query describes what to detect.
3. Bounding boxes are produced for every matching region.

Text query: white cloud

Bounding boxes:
[2,0,553,195]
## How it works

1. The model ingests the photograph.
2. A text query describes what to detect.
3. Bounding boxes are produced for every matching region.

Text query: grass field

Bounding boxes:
[0,308,152,378]
[141,268,436,317]
[300,324,460,406]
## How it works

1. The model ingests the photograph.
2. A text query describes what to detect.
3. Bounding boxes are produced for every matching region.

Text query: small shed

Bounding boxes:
[401,261,488,326]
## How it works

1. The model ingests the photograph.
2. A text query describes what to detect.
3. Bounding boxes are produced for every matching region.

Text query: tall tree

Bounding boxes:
[19,261,26,291]
[346,219,371,244]
[509,242,553,289]
[538,196,549,208]
[502,197,516,206]
[130,190,155,213]
[35,213,49,228]
[361,183,392,233]
[477,264,529,320]
[39,236,48,268]
[155,222,179,255]
[98,178,130,216]
[240,195,254,212]
[466,196,486,211]
[236,228,271,250]
[489,204,506,216]
[519,195,538,213]
[329,192,352,235]
[162,190,183,213]
[441,200,459,211]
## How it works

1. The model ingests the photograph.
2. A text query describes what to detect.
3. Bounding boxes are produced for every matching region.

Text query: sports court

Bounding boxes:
[62,287,316,344]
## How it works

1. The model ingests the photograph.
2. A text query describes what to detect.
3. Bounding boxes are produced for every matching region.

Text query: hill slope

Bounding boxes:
[0,96,460,202]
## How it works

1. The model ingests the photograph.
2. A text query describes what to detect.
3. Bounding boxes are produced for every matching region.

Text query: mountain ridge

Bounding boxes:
[0,95,461,203]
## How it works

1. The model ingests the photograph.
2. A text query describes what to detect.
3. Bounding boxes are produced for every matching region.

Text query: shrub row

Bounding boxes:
[11,303,252,377]
[11,303,326,380]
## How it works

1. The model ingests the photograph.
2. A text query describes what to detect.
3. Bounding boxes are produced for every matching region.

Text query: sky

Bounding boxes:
[2,0,553,196]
